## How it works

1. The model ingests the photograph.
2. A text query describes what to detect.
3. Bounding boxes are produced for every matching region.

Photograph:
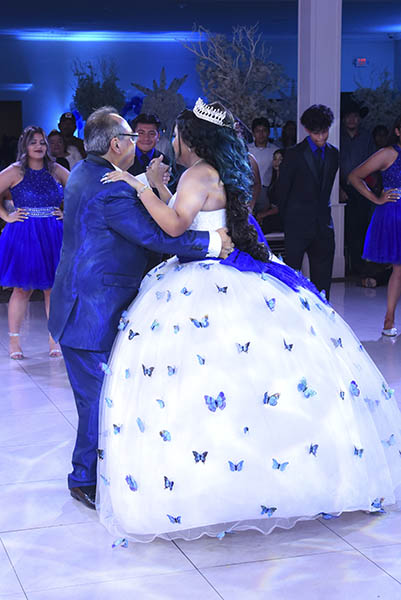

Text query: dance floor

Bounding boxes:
[1,281,401,599]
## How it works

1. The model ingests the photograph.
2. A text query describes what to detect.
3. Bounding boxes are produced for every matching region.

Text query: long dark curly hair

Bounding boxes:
[176,103,269,262]
[16,126,55,175]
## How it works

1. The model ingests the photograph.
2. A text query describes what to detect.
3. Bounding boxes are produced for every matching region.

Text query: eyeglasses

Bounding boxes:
[118,133,139,140]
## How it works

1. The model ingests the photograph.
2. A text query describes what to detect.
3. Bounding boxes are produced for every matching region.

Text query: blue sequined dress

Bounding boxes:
[98,205,401,543]
[363,145,401,263]
[0,167,63,289]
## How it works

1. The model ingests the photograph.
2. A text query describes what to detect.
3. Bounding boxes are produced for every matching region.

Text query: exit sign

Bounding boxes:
[353,57,369,67]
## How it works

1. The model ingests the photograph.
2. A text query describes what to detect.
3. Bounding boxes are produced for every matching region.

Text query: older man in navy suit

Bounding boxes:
[49,106,233,509]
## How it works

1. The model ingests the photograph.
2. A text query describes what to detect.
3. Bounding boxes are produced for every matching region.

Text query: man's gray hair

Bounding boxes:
[84,106,124,155]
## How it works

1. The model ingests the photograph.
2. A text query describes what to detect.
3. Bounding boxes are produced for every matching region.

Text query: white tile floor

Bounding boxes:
[1,282,401,600]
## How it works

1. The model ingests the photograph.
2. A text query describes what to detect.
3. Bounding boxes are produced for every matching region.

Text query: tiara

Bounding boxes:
[193,98,227,127]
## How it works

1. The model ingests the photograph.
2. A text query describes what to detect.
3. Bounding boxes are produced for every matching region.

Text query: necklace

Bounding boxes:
[190,158,204,168]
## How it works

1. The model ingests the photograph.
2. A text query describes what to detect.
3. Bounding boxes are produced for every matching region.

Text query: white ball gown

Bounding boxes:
[98,205,401,543]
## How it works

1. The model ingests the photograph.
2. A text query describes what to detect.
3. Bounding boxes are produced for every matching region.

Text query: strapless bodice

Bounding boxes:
[168,194,226,232]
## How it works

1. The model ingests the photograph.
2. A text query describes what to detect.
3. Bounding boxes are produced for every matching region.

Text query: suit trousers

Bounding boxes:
[284,225,335,299]
[61,345,110,489]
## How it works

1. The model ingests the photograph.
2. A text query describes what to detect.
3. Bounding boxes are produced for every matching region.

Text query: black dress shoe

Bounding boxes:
[70,485,96,510]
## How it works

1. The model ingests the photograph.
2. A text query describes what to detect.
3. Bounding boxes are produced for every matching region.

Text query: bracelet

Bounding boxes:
[137,184,151,197]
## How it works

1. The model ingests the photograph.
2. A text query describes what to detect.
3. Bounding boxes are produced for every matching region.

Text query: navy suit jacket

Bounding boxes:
[276,138,339,235]
[49,154,210,351]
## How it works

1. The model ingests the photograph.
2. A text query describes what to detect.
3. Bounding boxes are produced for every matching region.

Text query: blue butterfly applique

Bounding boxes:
[105,397,113,408]
[263,392,280,406]
[199,262,211,270]
[261,273,269,281]
[150,320,160,331]
[340,391,345,400]
[112,537,128,549]
[181,287,192,296]
[100,474,110,486]
[216,530,234,540]
[125,475,138,491]
[173,325,180,334]
[125,369,131,379]
[99,362,112,375]
[265,298,276,311]
[167,365,177,376]
[167,514,181,524]
[243,426,249,434]
[350,380,360,397]
[382,434,395,447]
[297,378,317,398]
[164,476,174,491]
[382,383,394,399]
[97,448,104,460]
[190,315,209,328]
[156,291,164,300]
[193,450,208,463]
[174,264,184,271]
[329,310,336,322]
[117,311,129,331]
[272,458,289,471]
[283,339,293,351]
[142,364,154,377]
[261,506,277,517]
[299,297,310,311]
[228,460,244,472]
[310,326,316,336]
[364,397,380,410]
[354,446,364,458]
[309,444,319,456]
[371,497,385,513]
[156,399,165,408]
[160,430,171,442]
[331,337,343,349]
[236,342,250,353]
[320,513,340,520]
[128,329,140,340]
[205,392,226,412]
[216,284,228,293]
[156,273,165,280]
[136,417,145,432]
[197,354,206,365]
[113,424,122,435]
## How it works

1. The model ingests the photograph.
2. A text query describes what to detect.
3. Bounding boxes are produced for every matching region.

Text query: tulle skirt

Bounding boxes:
[363,201,401,264]
[0,217,63,290]
[98,257,401,542]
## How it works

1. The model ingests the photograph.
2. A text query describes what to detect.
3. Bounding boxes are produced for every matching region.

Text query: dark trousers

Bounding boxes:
[284,226,335,299]
[344,185,374,276]
[61,345,110,489]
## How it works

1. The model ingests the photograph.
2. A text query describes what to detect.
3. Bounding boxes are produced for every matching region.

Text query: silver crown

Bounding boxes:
[193,98,227,127]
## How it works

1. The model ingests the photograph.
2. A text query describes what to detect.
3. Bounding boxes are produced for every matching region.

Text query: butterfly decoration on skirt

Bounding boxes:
[160,430,171,442]
[113,424,122,435]
[205,392,226,412]
[136,417,145,432]
[112,537,128,549]
[265,298,276,311]
[216,284,228,293]
[283,339,293,351]
[382,434,395,447]
[261,506,277,517]
[167,365,177,376]
[167,514,182,524]
[190,315,209,328]
[105,397,113,408]
[117,311,129,331]
[150,320,160,331]
[181,287,192,296]
[263,392,280,406]
[331,337,343,349]
[354,446,364,458]
[164,476,174,491]
[125,475,138,491]
[228,460,244,472]
[309,443,319,456]
[100,362,112,375]
[128,329,140,340]
[299,297,310,311]
[197,354,206,365]
[236,342,250,353]
[382,383,395,400]
[349,380,360,397]
[142,364,154,377]
[297,377,317,398]
[272,458,289,471]
[193,450,208,463]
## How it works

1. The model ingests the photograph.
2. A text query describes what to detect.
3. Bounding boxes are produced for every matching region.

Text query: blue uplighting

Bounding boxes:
[0,29,206,43]
[0,83,33,91]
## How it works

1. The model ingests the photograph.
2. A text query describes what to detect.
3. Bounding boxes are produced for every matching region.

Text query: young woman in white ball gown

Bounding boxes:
[97,99,401,542]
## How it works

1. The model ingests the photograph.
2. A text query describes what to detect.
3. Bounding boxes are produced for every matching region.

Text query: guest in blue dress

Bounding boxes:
[349,115,401,336]
[0,126,69,358]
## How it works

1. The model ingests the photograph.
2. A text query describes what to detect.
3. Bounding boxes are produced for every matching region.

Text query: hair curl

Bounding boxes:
[176,104,269,262]
[300,105,334,133]
[16,126,55,175]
